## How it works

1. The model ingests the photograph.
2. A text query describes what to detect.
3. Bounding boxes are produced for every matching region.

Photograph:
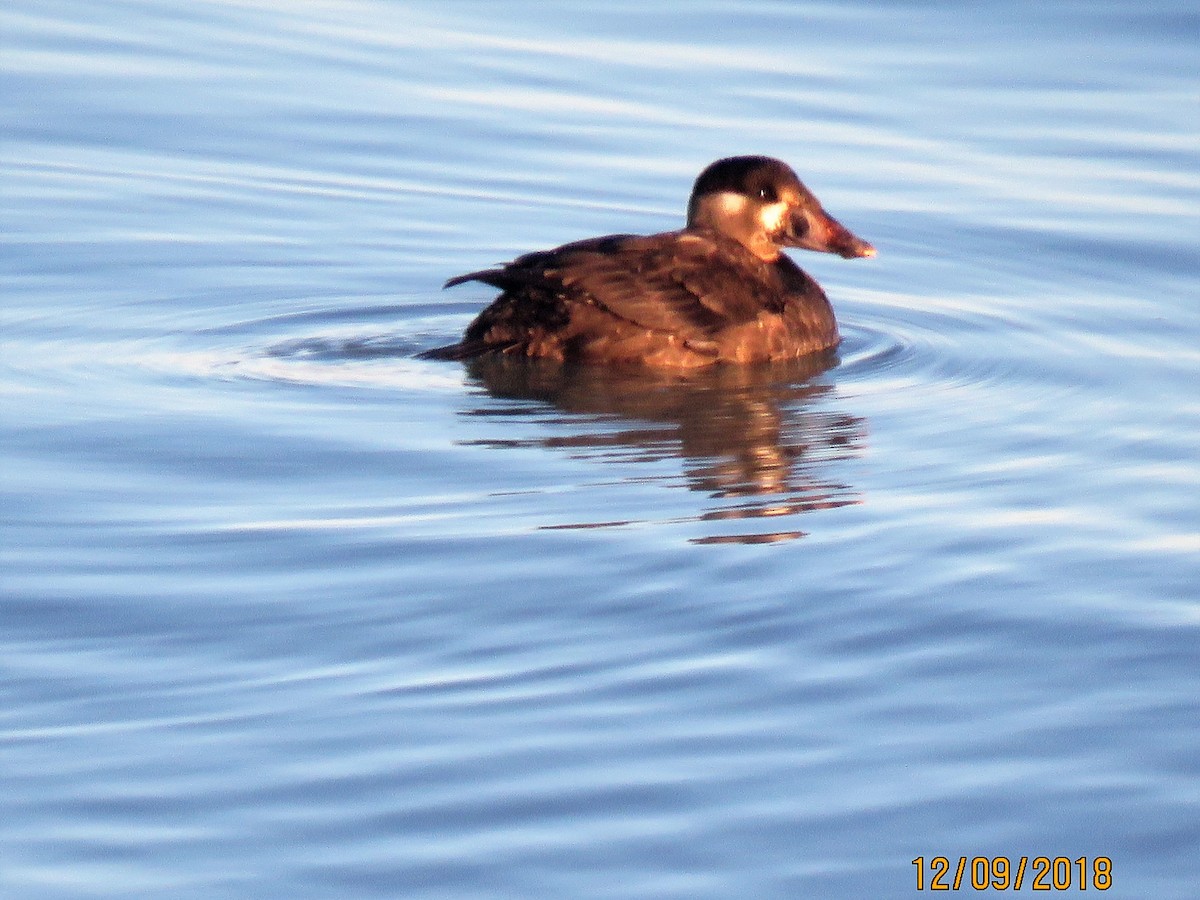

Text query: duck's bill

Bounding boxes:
[785,208,876,259]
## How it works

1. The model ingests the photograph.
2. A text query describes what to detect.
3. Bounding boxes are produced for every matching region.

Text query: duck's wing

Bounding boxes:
[443,236,639,291]
[446,232,782,339]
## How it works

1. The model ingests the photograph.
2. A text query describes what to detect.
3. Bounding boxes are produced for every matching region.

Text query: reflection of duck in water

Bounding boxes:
[427,156,874,367]
[463,354,866,543]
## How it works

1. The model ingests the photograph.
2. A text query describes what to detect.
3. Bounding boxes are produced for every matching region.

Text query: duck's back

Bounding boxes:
[435,230,837,367]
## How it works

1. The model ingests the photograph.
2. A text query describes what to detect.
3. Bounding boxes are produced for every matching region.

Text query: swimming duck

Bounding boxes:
[428,156,874,367]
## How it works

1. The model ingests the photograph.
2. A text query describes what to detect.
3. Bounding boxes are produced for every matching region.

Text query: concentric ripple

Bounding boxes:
[835,290,1089,413]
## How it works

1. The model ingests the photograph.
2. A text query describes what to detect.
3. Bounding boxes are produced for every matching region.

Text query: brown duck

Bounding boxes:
[428,156,874,367]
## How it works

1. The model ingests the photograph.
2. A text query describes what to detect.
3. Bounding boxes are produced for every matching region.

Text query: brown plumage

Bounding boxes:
[426,156,874,367]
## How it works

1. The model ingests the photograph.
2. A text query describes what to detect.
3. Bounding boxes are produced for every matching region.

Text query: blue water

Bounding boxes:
[3,1,1198,897]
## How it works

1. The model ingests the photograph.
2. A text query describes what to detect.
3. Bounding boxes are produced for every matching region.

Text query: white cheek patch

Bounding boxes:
[758,200,789,233]
[717,191,749,217]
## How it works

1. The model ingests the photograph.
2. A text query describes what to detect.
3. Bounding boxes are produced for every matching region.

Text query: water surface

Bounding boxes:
[3,1,1199,897]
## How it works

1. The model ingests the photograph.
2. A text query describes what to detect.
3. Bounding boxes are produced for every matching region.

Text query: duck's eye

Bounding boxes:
[757,186,778,203]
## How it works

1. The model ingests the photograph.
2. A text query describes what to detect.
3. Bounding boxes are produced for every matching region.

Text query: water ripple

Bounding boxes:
[835,290,1086,411]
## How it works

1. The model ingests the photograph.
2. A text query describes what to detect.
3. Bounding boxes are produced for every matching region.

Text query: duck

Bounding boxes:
[426,156,874,367]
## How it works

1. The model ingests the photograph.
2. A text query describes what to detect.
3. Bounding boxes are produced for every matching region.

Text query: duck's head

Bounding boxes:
[686,155,875,263]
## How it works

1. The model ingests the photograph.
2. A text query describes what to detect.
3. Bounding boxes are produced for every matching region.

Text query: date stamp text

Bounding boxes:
[912,856,1112,891]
